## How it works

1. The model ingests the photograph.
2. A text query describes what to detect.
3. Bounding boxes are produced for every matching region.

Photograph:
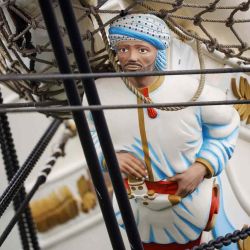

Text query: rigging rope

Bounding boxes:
[0,0,249,115]
[0,1,249,248]
[0,119,61,218]
[0,88,40,250]
[0,122,75,247]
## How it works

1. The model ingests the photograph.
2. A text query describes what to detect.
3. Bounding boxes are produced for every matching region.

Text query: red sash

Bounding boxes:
[124,179,178,194]
[143,235,201,250]
[205,184,220,231]
[124,178,220,246]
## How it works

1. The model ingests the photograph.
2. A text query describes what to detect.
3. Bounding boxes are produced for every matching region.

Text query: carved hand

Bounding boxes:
[116,152,147,178]
[168,162,208,197]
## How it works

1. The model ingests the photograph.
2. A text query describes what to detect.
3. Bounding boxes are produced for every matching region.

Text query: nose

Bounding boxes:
[128,48,139,62]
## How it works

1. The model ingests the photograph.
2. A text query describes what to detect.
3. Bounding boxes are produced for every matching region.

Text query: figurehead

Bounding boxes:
[108,14,171,71]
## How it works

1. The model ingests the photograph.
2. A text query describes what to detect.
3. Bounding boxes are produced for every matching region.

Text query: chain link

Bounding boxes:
[190,226,250,250]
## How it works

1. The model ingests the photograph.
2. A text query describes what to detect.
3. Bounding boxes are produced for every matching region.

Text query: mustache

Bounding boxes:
[124,62,142,67]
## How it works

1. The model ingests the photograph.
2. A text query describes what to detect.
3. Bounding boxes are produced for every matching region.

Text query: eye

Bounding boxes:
[118,48,128,53]
[138,48,149,54]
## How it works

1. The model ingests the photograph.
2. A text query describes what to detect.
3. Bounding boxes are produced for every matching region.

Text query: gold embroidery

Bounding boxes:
[135,76,165,181]
[231,77,250,124]
[168,195,182,205]
[148,76,165,93]
[77,176,97,213]
[30,186,79,232]
[147,190,155,197]
[195,157,215,178]
[137,97,154,181]
[138,75,165,93]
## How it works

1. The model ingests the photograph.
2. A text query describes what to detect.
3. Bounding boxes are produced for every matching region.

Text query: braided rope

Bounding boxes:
[93,4,205,111]
[138,0,245,10]
[0,0,249,117]
[92,8,250,24]
[0,0,249,62]
[0,89,40,250]
[190,226,250,250]
[0,122,75,247]
[0,119,61,218]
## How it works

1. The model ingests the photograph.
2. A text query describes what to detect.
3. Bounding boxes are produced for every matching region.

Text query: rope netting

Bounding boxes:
[0,1,250,249]
[0,0,249,116]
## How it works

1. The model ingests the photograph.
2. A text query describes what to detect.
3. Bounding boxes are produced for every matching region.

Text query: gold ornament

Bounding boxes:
[30,186,79,232]
[81,192,97,213]
[238,225,250,250]
[231,77,250,124]
[77,175,97,213]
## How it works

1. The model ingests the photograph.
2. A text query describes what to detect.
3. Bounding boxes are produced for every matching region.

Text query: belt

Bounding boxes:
[124,179,178,194]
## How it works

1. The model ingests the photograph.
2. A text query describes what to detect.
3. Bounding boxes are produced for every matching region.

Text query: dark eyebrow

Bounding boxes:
[117,44,130,48]
[134,45,150,49]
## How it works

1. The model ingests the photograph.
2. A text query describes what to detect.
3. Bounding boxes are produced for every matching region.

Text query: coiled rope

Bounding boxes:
[92,4,205,111]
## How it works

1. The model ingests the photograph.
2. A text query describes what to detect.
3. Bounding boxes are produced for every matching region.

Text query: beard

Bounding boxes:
[123,62,155,72]
[123,62,142,71]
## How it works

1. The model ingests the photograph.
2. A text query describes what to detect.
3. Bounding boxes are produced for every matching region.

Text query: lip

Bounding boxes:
[124,64,142,71]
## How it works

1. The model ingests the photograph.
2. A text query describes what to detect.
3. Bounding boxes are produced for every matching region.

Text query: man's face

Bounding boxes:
[116,40,157,72]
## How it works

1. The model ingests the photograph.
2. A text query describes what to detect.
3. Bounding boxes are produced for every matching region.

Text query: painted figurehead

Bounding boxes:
[108,14,171,74]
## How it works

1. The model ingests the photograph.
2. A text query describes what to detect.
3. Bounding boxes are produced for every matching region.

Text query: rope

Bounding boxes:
[93,8,205,111]
[0,2,249,249]
[0,88,40,250]
[0,122,75,247]
[138,2,205,111]
[0,119,61,218]
[0,90,31,250]
[190,226,250,250]
[0,0,249,116]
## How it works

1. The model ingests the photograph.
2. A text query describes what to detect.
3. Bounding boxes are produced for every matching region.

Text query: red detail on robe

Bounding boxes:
[141,88,158,119]
[124,179,220,245]
[143,235,201,250]
[124,179,178,195]
[205,185,220,230]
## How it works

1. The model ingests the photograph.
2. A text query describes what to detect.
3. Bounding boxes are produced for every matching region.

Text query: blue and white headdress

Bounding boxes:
[108,14,171,71]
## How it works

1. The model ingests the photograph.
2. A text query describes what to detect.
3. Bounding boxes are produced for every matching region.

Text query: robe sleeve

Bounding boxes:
[85,111,107,172]
[195,86,240,177]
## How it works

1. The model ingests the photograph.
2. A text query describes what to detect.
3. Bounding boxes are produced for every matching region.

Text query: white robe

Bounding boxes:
[85,75,240,244]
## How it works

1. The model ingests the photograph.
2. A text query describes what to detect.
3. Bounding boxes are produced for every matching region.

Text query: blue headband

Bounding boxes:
[109,14,170,71]
[109,27,166,50]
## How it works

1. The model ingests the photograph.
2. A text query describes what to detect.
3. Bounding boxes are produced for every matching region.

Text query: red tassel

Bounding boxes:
[147,107,158,118]
[141,88,158,119]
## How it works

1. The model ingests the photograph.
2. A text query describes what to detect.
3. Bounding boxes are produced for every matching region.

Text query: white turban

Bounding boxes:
[109,14,171,71]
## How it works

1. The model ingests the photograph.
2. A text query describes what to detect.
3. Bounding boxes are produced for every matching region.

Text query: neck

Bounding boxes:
[129,75,158,88]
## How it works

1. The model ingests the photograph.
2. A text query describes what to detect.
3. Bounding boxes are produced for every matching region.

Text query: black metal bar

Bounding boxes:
[0,100,67,108]
[37,1,126,250]
[0,176,44,247]
[0,67,250,82]
[0,124,71,246]
[0,119,61,218]
[0,122,73,246]
[58,1,144,249]
[0,99,249,114]
[0,90,33,250]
